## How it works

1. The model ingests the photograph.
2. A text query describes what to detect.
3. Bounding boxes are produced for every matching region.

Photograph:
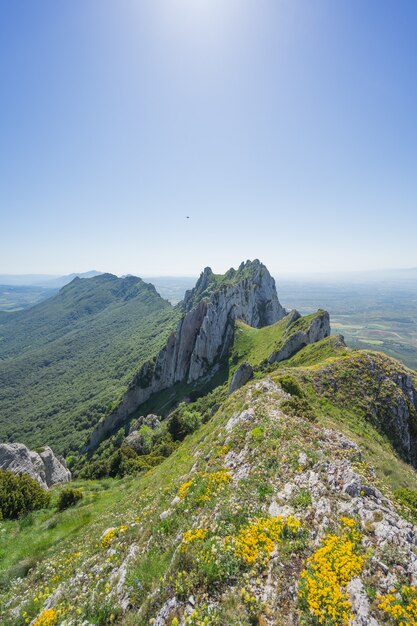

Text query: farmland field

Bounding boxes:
[278,278,417,370]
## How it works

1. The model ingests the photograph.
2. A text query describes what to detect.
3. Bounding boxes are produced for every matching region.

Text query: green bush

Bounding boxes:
[57,487,83,511]
[78,458,110,480]
[169,407,202,441]
[277,376,304,397]
[281,397,316,422]
[394,487,417,512]
[0,470,50,519]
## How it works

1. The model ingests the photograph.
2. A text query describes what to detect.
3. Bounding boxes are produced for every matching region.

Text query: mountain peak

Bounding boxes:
[183,259,281,318]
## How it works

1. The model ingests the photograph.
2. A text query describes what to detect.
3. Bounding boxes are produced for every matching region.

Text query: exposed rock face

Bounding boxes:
[0,443,71,489]
[228,362,254,394]
[125,414,161,454]
[268,309,331,363]
[129,414,160,434]
[87,260,285,449]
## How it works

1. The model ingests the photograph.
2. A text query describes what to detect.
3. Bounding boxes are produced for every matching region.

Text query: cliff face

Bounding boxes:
[87,260,285,449]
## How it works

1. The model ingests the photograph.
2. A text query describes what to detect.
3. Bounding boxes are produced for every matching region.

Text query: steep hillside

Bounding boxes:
[86,260,285,450]
[0,275,180,454]
[2,349,417,625]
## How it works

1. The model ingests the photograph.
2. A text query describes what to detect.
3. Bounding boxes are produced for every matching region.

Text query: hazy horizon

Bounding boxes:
[1,263,417,284]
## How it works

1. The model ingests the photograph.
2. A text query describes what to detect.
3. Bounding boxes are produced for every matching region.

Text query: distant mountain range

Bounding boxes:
[0,270,102,288]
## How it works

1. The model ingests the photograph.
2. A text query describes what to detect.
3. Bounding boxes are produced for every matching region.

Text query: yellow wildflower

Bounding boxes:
[298,520,364,625]
[33,609,58,626]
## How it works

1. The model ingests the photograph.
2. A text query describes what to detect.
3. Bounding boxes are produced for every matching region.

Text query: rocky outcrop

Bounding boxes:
[125,414,161,453]
[228,362,254,394]
[86,260,285,450]
[268,309,331,363]
[129,414,160,435]
[0,443,71,489]
[311,351,417,467]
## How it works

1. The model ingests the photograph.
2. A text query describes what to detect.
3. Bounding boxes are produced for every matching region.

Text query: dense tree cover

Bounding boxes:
[0,274,181,455]
[78,385,227,480]
[0,470,50,519]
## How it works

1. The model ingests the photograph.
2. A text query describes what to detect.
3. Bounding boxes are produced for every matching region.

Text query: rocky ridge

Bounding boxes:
[86,260,285,449]
[4,375,417,625]
[268,309,331,364]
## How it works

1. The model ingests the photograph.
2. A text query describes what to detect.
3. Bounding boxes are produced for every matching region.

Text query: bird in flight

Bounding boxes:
[186,216,190,219]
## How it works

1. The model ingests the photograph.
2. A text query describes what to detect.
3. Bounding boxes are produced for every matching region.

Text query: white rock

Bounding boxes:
[0,442,71,488]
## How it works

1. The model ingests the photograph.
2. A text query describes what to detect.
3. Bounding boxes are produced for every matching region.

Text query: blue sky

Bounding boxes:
[1,1,416,276]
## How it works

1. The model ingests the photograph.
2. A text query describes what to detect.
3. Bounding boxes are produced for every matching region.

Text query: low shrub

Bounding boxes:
[57,487,83,511]
[281,397,316,422]
[169,407,202,441]
[394,487,417,513]
[0,469,50,519]
[277,375,304,397]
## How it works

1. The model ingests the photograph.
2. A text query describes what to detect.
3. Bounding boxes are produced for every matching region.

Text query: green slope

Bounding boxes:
[229,310,345,375]
[0,275,180,455]
[2,351,417,625]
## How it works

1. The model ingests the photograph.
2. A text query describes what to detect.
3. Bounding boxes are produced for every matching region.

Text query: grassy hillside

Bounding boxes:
[0,275,180,455]
[2,345,417,625]
[229,310,339,375]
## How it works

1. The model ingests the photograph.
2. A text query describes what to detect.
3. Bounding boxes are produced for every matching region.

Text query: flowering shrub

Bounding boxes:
[298,517,364,625]
[182,528,208,547]
[33,608,58,626]
[178,479,194,500]
[234,515,302,566]
[177,515,303,591]
[178,470,232,503]
[185,604,221,625]
[101,524,128,548]
[378,585,417,624]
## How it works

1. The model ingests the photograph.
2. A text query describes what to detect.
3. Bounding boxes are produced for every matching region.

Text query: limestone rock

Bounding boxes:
[0,443,71,489]
[129,414,160,434]
[87,260,285,449]
[40,447,71,487]
[228,362,254,394]
[268,309,331,364]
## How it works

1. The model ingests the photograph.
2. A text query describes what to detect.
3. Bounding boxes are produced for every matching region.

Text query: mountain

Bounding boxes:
[0,272,103,313]
[2,259,417,626]
[0,274,180,454]
[37,271,103,289]
[2,286,417,624]
[86,260,286,449]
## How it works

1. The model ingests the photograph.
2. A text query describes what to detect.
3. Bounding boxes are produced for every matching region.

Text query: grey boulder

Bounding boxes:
[0,442,71,489]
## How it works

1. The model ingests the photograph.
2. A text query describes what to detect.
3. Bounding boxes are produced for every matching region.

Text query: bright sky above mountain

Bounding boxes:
[1,1,416,276]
